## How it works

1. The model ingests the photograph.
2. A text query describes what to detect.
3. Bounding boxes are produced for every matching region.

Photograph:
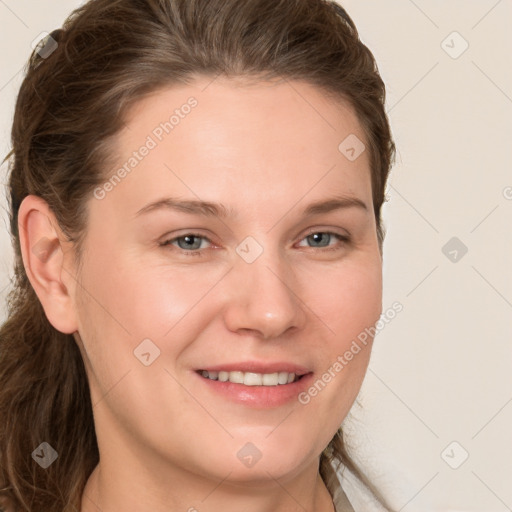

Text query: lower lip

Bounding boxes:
[195,372,314,408]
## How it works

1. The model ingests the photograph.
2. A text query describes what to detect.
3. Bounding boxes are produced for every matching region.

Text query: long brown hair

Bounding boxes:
[0,0,396,510]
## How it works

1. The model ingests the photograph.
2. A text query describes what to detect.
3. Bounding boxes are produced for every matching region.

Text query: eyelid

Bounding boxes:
[160,231,216,249]
[294,230,350,251]
[299,225,350,240]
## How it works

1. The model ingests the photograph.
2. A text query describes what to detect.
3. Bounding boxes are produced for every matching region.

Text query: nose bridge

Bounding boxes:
[222,236,305,339]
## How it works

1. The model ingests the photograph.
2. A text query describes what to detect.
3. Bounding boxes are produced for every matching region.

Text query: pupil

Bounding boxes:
[310,233,328,247]
[180,235,200,250]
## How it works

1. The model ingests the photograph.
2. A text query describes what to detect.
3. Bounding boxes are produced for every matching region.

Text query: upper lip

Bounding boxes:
[197,361,311,376]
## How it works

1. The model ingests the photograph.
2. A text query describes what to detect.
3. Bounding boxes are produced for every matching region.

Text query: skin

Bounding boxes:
[18,76,383,512]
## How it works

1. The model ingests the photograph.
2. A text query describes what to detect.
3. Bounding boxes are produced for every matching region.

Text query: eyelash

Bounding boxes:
[159,230,350,257]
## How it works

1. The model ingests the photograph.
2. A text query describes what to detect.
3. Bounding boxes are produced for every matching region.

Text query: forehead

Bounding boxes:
[97,76,372,219]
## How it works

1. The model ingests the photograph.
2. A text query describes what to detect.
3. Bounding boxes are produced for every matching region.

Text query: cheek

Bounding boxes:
[308,256,383,342]
[299,258,382,420]
[76,249,206,337]
[74,251,228,377]
[119,262,232,342]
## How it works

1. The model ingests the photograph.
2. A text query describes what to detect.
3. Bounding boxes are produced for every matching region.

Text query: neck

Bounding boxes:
[80,448,336,512]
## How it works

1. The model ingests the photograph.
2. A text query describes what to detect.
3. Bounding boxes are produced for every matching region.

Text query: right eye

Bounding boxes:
[160,232,214,256]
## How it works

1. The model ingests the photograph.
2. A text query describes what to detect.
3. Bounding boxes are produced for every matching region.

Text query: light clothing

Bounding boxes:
[325,461,389,512]
[323,460,356,511]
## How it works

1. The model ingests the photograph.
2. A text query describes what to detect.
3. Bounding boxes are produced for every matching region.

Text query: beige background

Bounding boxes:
[1,1,511,511]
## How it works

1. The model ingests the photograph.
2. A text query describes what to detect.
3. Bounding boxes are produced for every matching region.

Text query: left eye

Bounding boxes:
[296,231,348,249]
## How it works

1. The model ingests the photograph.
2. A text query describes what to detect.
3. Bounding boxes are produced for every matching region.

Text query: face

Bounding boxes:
[68,76,382,483]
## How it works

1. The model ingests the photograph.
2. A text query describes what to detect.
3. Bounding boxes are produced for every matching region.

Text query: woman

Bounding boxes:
[0,0,396,510]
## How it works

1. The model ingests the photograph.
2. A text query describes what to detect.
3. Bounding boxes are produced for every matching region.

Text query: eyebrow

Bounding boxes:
[134,194,368,219]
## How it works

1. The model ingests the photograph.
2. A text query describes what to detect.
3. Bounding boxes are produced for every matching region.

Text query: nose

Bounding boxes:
[222,245,307,340]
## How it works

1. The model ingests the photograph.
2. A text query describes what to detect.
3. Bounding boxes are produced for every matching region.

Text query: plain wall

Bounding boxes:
[1,1,511,511]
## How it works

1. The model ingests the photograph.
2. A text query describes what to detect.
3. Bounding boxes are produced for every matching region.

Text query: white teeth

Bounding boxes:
[278,372,289,385]
[262,373,279,386]
[201,370,298,386]
[244,372,262,386]
[230,371,244,384]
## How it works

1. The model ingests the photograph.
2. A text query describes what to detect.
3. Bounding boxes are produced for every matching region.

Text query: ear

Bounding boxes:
[17,194,79,334]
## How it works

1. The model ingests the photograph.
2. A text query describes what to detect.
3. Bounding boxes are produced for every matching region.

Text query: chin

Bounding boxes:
[200,432,322,485]
[215,455,312,487]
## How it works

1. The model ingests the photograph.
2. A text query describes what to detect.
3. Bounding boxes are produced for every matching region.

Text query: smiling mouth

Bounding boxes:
[197,370,306,386]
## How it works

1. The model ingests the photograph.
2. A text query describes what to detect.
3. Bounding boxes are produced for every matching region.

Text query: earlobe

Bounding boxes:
[17,194,79,334]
